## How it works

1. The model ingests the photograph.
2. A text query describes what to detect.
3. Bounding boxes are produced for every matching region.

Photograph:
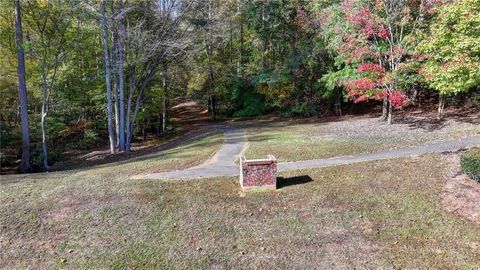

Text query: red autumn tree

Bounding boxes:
[338,0,443,124]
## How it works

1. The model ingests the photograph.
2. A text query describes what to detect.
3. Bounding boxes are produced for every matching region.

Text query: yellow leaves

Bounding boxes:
[37,0,49,9]
[187,73,208,94]
[256,83,293,107]
[257,83,293,97]
[382,72,394,85]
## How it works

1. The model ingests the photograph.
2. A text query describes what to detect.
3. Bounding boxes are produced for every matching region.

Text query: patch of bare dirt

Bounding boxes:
[133,190,157,205]
[440,154,480,224]
[46,205,76,223]
[170,100,213,124]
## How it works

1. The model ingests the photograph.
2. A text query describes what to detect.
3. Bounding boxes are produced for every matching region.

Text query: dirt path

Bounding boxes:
[170,100,213,125]
[140,126,480,179]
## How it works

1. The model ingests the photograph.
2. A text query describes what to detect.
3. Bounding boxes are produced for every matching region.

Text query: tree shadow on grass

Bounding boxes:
[49,129,220,172]
[277,175,313,189]
[394,108,480,132]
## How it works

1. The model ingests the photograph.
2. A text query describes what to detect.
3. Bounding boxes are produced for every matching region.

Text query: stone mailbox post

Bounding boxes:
[239,155,277,191]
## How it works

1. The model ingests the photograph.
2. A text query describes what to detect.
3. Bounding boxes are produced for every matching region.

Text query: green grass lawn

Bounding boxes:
[2,150,479,268]
[244,124,378,162]
[243,120,480,162]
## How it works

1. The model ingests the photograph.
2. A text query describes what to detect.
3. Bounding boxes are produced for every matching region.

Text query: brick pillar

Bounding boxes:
[240,155,277,191]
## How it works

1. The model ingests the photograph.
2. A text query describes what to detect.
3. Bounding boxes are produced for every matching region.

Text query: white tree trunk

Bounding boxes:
[117,0,126,151]
[125,70,136,152]
[40,60,50,170]
[101,0,116,154]
[110,0,120,149]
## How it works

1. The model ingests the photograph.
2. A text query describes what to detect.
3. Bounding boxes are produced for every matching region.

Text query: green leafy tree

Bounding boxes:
[418,0,480,118]
[24,0,78,169]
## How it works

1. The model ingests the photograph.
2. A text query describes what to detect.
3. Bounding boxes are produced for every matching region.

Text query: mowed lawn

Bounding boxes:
[2,145,480,268]
[243,117,480,162]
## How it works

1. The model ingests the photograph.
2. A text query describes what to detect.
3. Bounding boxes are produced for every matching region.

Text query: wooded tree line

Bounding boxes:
[1,0,479,173]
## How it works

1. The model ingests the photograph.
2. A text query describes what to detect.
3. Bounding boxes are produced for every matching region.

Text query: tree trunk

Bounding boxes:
[229,16,233,64]
[156,112,161,136]
[40,59,50,170]
[125,69,136,152]
[101,0,116,154]
[162,97,167,134]
[110,0,120,149]
[387,100,393,125]
[125,60,158,149]
[162,62,168,134]
[382,94,388,121]
[437,92,445,119]
[40,114,48,169]
[142,116,146,141]
[205,0,216,118]
[334,87,342,116]
[117,0,126,151]
[412,86,419,106]
[261,3,267,70]
[237,0,244,79]
[128,87,144,151]
[125,66,157,151]
[208,77,215,118]
[14,0,32,173]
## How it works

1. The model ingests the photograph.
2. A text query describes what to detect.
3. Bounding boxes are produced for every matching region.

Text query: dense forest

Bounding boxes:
[1,0,479,173]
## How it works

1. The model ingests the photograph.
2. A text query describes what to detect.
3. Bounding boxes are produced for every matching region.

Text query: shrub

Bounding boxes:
[0,123,16,148]
[471,92,480,108]
[460,148,480,182]
[0,124,20,168]
[30,142,68,171]
[285,102,312,117]
[77,129,101,150]
[234,89,266,117]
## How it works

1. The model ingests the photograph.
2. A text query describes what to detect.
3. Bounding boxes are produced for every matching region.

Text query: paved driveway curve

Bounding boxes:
[143,126,245,179]
[141,127,480,180]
